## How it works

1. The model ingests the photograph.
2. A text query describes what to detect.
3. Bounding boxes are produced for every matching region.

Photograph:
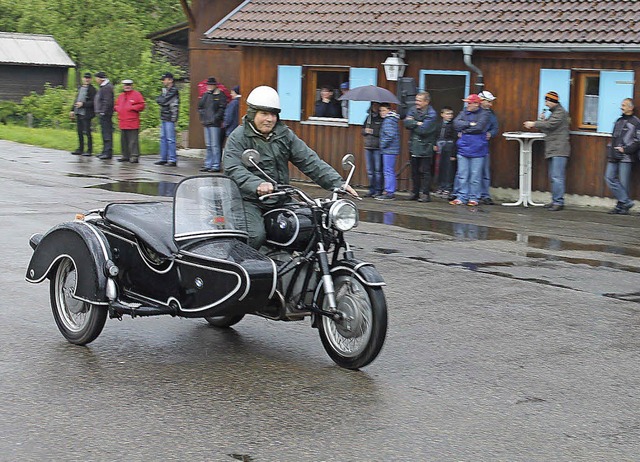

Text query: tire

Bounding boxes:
[204,314,245,328]
[49,257,107,345]
[318,271,388,370]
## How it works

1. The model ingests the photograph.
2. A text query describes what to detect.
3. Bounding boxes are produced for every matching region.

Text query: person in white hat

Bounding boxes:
[478,91,499,205]
[114,79,145,163]
[223,86,358,248]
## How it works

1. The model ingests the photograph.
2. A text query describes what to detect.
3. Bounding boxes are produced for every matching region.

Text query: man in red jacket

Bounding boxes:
[115,79,146,163]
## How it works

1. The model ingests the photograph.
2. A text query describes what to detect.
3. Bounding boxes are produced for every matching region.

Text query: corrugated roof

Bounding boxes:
[204,0,640,50]
[0,32,75,67]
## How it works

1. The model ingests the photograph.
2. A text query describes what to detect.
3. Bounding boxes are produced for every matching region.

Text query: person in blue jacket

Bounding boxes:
[451,94,489,206]
[376,103,401,201]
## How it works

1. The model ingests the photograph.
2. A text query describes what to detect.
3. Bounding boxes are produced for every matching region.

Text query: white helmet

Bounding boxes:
[246,86,281,114]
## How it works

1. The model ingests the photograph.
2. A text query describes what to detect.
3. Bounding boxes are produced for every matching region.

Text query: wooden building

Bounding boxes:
[0,32,74,102]
[186,0,640,202]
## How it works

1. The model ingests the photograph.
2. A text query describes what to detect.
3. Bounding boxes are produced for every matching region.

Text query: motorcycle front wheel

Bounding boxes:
[318,271,387,370]
[204,314,245,328]
[49,257,107,345]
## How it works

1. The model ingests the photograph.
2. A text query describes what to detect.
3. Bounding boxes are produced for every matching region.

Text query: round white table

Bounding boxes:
[502,131,546,207]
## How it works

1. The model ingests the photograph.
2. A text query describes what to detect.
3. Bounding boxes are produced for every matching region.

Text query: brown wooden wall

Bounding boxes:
[0,65,68,102]
[186,0,244,147]
[226,45,640,199]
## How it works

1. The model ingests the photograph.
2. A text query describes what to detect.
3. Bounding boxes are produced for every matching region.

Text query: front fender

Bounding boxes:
[25,221,112,303]
[330,258,386,287]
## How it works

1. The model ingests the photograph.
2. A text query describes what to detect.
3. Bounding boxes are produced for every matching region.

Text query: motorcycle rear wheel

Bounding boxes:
[204,314,245,328]
[49,257,107,345]
[318,271,387,370]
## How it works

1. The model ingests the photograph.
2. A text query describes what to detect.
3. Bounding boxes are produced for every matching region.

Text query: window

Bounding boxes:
[277,65,378,125]
[538,68,634,133]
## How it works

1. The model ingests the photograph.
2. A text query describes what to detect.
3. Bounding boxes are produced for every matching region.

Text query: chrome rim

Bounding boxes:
[322,275,373,358]
[55,259,91,333]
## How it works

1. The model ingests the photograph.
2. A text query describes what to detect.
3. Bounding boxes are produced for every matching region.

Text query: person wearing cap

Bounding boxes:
[603,98,640,215]
[197,77,227,172]
[114,79,145,163]
[478,90,499,205]
[314,85,342,118]
[69,72,97,156]
[404,91,438,203]
[451,94,490,206]
[223,85,241,140]
[93,71,114,159]
[155,72,180,166]
[223,85,358,249]
[524,91,570,211]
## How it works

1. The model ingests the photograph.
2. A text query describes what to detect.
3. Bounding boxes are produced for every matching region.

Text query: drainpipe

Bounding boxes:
[462,46,484,92]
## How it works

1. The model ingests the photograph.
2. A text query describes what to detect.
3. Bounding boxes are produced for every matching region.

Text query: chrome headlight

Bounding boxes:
[329,200,358,232]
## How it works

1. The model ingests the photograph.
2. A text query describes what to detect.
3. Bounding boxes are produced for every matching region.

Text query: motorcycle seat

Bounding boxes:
[103,202,177,258]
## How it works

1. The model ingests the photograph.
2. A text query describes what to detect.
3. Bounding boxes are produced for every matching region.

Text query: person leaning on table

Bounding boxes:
[523,91,570,212]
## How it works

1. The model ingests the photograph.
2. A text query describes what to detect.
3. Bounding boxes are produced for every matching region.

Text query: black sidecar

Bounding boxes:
[26,176,276,344]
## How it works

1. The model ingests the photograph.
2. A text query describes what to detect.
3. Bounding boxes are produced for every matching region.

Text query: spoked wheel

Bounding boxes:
[49,257,107,345]
[318,271,387,370]
[204,314,245,328]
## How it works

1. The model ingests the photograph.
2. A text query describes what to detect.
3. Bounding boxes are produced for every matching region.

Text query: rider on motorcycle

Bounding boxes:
[223,85,358,249]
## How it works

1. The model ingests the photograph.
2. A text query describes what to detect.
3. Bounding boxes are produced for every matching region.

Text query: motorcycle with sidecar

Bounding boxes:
[26,151,387,369]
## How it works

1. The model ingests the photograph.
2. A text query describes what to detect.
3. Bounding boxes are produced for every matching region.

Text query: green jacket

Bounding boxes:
[403,105,438,157]
[224,117,344,204]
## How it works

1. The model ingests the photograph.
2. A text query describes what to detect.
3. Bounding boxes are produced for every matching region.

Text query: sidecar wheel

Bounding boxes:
[49,257,107,345]
[204,314,245,328]
[318,271,387,370]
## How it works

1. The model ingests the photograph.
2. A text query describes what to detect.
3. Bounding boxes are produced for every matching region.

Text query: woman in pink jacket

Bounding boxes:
[115,79,146,163]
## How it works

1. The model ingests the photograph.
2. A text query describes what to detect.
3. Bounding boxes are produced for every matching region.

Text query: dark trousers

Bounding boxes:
[411,156,432,195]
[75,116,93,153]
[99,114,113,156]
[437,151,456,191]
[120,129,140,160]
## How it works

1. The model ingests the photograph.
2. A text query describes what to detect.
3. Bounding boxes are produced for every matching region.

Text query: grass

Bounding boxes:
[0,124,160,155]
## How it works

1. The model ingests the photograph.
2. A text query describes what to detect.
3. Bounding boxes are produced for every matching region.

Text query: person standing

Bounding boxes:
[478,90,499,205]
[223,85,357,249]
[404,91,438,202]
[93,71,114,160]
[434,106,457,198]
[155,72,180,167]
[603,98,640,215]
[114,79,145,163]
[376,103,401,201]
[223,85,241,140]
[197,77,226,172]
[524,91,570,211]
[361,102,383,198]
[451,94,489,206]
[69,72,96,156]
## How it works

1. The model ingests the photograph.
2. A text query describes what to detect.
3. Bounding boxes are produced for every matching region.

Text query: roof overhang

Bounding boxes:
[201,39,640,54]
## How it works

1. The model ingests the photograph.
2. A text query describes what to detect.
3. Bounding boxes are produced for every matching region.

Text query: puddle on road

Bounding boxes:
[86,180,639,259]
[88,180,177,197]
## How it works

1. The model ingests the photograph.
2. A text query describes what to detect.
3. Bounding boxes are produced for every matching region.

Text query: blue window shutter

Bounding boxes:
[277,65,302,121]
[348,67,378,125]
[538,69,571,115]
[597,71,634,133]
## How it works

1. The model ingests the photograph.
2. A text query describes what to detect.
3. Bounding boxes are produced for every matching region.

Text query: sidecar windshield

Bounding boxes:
[173,176,248,241]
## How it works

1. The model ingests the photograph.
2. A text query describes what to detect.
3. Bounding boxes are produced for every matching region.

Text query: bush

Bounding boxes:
[20,84,76,129]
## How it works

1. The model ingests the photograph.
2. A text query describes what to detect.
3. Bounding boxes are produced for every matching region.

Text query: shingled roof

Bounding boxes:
[0,32,75,67]
[205,0,640,50]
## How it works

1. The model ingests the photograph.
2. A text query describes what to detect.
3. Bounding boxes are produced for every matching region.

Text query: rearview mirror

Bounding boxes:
[241,149,260,167]
[341,153,355,171]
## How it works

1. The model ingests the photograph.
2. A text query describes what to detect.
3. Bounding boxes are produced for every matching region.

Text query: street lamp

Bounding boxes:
[382,52,407,81]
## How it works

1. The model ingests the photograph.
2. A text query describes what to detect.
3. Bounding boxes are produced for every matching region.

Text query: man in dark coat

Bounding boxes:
[70,72,96,156]
[93,71,114,159]
[604,97,640,214]
[197,77,226,172]
[404,91,438,202]
[155,72,180,166]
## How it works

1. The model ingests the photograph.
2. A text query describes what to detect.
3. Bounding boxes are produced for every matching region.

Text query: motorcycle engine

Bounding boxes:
[266,249,318,316]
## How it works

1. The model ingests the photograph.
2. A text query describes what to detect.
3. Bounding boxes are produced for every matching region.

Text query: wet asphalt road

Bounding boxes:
[1,140,640,461]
